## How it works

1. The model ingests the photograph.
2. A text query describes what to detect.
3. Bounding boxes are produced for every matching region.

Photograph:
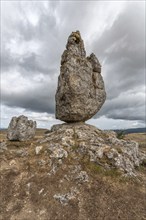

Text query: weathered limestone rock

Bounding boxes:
[55,31,106,122]
[7,115,36,141]
[39,123,145,175]
[53,187,79,206]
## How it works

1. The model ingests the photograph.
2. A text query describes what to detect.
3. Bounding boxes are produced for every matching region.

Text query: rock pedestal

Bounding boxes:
[55,31,106,122]
[39,123,145,175]
[7,115,36,141]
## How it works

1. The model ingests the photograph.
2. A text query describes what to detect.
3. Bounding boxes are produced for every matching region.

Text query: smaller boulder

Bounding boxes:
[7,115,36,141]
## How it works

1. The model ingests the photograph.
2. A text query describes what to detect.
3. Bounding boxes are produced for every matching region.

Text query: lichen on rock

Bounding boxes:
[39,123,145,176]
[55,31,106,122]
[7,115,36,141]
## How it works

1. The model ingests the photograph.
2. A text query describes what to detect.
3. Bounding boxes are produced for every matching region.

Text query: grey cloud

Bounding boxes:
[1,1,61,117]
[105,106,145,121]
[1,47,58,76]
[96,90,145,121]
[19,53,56,75]
[1,48,15,71]
[92,2,145,99]
[1,1,61,74]
[91,2,145,122]
[2,78,56,113]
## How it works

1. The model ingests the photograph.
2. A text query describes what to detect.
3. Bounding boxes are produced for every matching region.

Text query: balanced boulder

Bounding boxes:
[55,31,106,122]
[7,115,36,141]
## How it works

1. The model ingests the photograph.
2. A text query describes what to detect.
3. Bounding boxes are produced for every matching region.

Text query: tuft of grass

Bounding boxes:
[104,168,121,177]
[116,147,123,154]
[141,159,146,166]
[86,162,121,178]
[135,165,146,172]
[135,160,146,174]
[87,162,104,174]
[116,130,126,139]
[90,163,103,172]
[72,145,78,151]
[139,142,146,149]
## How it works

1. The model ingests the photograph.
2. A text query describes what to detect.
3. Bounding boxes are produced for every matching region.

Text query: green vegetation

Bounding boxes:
[104,168,121,177]
[86,162,121,178]
[116,130,126,139]
[142,159,146,166]
[87,162,103,173]
[72,145,78,150]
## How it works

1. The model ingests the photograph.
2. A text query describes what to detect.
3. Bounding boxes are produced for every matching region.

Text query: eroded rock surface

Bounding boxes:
[39,123,145,175]
[7,115,36,141]
[55,31,106,122]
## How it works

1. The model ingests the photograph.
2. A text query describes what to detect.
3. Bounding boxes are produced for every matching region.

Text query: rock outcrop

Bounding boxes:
[7,115,36,141]
[55,31,106,122]
[39,123,145,175]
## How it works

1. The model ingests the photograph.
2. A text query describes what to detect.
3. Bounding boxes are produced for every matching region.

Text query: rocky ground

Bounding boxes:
[0,125,146,220]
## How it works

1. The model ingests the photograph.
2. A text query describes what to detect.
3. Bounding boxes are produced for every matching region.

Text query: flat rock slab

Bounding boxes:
[7,115,36,141]
[55,31,106,122]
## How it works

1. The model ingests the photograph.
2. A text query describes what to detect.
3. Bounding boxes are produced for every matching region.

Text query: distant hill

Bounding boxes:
[0,128,6,131]
[1,127,146,134]
[113,127,146,134]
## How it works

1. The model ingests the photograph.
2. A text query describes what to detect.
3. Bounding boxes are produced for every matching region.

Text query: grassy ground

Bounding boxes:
[124,133,146,151]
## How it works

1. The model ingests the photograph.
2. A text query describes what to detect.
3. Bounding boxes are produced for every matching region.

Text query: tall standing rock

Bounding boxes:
[55,31,106,122]
[7,115,36,141]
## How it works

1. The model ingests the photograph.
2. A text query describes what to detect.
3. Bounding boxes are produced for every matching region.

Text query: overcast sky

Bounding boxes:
[1,0,145,129]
